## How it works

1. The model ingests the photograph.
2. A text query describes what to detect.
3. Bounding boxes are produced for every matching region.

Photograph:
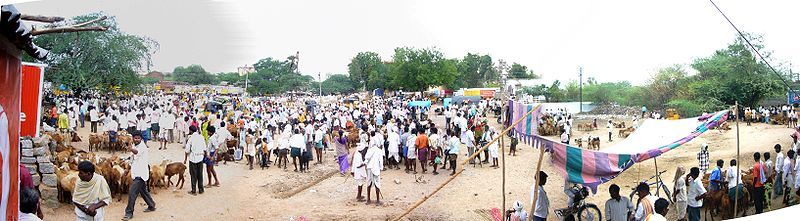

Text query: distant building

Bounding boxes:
[507,78,547,95]
[143,71,165,81]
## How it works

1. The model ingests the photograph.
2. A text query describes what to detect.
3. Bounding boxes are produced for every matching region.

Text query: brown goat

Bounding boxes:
[164,162,187,189]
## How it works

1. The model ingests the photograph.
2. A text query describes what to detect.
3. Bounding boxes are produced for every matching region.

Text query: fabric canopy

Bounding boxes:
[508,100,729,192]
[603,117,705,154]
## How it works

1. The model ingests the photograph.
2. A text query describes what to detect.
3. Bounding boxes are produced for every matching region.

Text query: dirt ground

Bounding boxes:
[44,110,800,221]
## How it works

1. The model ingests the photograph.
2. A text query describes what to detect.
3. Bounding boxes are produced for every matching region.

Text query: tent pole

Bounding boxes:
[391,104,539,221]
[734,102,740,217]
[654,157,660,197]
[528,142,546,221]
[502,129,506,212]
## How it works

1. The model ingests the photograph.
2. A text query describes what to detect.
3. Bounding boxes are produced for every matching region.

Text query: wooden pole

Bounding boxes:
[528,144,546,221]
[654,157,660,197]
[502,129,506,212]
[391,104,540,221]
[734,102,740,217]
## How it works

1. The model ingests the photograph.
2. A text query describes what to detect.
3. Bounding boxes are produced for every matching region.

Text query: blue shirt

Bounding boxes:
[710,167,722,182]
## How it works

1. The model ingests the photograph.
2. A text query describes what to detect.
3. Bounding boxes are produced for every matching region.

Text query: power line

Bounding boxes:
[707,0,797,96]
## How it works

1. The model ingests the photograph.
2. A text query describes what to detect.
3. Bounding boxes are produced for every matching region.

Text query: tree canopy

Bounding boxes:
[516,34,788,116]
[509,62,538,79]
[321,74,356,95]
[387,47,458,92]
[27,13,158,94]
[172,64,217,85]
[246,56,313,95]
[348,52,386,91]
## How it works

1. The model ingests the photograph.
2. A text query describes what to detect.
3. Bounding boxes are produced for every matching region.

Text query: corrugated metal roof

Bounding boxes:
[1,4,48,59]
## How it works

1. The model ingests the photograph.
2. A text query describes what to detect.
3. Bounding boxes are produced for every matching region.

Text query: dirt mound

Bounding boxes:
[586,104,639,116]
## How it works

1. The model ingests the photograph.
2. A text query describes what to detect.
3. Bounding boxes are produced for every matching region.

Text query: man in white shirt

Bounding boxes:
[364,131,385,205]
[605,184,633,221]
[530,171,549,221]
[19,188,42,221]
[686,167,706,221]
[774,144,785,198]
[289,129,306,172]
[89,106,99,133]
[673,166,688,221]
[387,127,401,169]
[204,126,221,187]
[184,125,207,195]
[160,110,176,144]
[634,182,659,221]
[313,124,325,164]
[122,131,156,221]
[782,150,795,205]
[648,198,670,221]
[463,127,476,164]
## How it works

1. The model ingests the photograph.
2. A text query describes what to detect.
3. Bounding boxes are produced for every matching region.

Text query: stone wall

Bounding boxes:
[20,136,59,208]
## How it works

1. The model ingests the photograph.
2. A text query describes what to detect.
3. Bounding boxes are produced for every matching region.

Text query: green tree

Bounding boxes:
[140,76,160,85]
[348,52,385,91]
[509,62,538,79]
[172,64,217,85]
[388,47,457,92]
[454,53,496,89]
[546,80,564,102]
[247,56,313,95]
[644,65,688,109]
[216,72,242,85]
[322,74,355,94]
[28,13,158,94]
[689,34,783,108]
[564,80,580,101]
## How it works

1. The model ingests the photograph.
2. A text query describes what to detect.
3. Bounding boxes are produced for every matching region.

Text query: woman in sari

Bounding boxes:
[334,130,350,175]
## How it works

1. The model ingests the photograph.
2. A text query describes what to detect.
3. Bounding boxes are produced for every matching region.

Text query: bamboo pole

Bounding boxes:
[734,102,740,216]
[654,157,660,197]
[391,104,540,221]
[528,144,546,221]
[502,129,506,212]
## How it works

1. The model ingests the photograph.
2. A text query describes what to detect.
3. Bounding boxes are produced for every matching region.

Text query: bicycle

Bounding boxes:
[555,184,602,221]
[628,170,673,204]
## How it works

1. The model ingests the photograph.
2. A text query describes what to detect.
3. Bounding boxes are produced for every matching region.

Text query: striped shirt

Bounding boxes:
[605,196,633,221]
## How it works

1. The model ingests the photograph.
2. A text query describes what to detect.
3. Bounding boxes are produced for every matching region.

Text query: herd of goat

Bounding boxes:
[44,131,187,203]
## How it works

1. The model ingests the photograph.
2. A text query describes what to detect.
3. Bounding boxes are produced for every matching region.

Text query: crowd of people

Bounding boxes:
[20,91,800,221]
[32,91,516,219]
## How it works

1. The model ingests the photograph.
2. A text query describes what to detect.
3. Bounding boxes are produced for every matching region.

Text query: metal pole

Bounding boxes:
[245,68,249,96]
[734,102,740,217]
[579,66,583,113]
[318,72,322,96]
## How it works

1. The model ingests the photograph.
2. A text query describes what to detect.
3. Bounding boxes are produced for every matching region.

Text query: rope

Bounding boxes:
[391,104,541,221]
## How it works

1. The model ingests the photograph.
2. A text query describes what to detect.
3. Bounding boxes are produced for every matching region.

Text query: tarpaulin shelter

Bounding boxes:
[508,100,729,192]
[450,96,481,104]
[407,100,431,108]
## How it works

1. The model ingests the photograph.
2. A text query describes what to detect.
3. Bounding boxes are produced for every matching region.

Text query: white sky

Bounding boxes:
[15,0,800,85]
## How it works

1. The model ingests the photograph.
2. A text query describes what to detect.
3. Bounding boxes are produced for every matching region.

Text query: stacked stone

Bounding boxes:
[20,136,59,208]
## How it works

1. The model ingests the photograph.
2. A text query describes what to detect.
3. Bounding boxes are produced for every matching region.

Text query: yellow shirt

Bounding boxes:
[57,113,69,129]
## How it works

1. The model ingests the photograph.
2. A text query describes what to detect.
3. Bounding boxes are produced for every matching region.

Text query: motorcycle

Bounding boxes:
[554,184,602,221]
